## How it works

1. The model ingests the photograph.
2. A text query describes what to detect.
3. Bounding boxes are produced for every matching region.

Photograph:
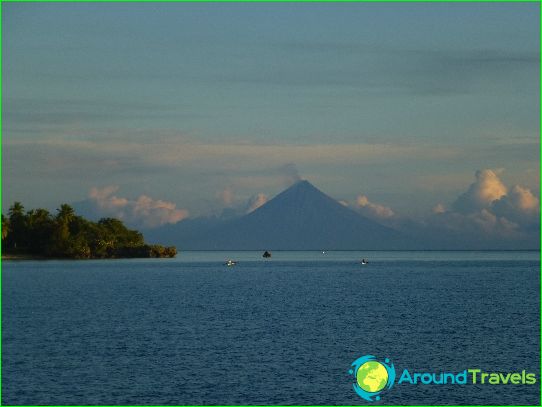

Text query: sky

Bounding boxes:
[2,2,540,244]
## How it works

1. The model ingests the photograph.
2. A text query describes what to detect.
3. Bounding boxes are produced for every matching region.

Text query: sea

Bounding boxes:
[2,251,540,405]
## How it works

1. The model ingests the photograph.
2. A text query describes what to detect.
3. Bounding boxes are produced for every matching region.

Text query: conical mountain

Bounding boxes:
[158,180,407,250]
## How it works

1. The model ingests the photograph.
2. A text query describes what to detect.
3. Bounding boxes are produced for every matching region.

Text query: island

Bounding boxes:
[1,202,176,259]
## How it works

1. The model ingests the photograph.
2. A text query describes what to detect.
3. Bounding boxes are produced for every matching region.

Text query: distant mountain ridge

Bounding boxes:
[144,180,412,250]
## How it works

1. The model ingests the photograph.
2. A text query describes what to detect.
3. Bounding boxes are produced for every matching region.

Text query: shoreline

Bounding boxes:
[1,253,177,261]
[2,253,48,261]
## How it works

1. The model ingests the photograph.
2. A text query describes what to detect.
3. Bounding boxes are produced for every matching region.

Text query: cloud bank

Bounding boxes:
[414,169,539,247]
[339,169,539,248]
[71,168,538,248]
[355,195,395,219]
[445,169,538,232]
[87,186,188,228]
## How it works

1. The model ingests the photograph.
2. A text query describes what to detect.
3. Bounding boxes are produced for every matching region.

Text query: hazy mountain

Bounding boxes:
[144,180,412,250]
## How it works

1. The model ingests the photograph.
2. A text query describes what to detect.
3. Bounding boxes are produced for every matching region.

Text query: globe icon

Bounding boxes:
[356,360,389,393]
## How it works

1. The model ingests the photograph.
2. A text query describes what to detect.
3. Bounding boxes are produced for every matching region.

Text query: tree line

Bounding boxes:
[1,202,176,259]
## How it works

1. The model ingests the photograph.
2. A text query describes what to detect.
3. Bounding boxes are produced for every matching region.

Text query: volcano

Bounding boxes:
[146,180,409,250]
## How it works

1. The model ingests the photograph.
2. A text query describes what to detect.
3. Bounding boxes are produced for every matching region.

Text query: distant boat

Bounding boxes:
[361,258,369,265]
[262,251,271,258]
[225,259,237,267]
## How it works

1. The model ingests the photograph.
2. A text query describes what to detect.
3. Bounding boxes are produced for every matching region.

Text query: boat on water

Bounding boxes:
[262,251,271,258]
[225,259,237,267]
[361,258,369,265]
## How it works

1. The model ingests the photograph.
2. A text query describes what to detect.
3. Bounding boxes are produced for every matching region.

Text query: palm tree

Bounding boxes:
[8,202,24,220]
[56,204,75,222]
[28,208,52,225]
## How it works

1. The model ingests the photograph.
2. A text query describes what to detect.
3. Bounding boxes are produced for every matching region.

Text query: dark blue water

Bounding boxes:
[2,251,540,405]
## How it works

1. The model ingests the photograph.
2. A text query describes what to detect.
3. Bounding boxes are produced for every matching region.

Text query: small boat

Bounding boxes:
[361,259,369,265]
[262,251,271,258]
[225,259,237,267]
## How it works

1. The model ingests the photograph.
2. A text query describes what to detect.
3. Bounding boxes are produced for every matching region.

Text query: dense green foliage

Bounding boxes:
[1,202,176,259]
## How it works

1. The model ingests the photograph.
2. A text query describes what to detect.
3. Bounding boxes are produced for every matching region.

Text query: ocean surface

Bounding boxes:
[2,251,540,405]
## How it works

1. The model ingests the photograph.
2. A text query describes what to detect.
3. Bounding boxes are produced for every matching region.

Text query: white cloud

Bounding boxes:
[355,194,395,219]
[498,185,538,211]
[421,169,539,244]
[88,186,188,228]
[446,168,538,229]
[491,185,539,226]
[89,186,129,209]
[451,169,507,213]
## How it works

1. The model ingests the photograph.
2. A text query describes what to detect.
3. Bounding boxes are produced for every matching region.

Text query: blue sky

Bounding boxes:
[2,2,539,242]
